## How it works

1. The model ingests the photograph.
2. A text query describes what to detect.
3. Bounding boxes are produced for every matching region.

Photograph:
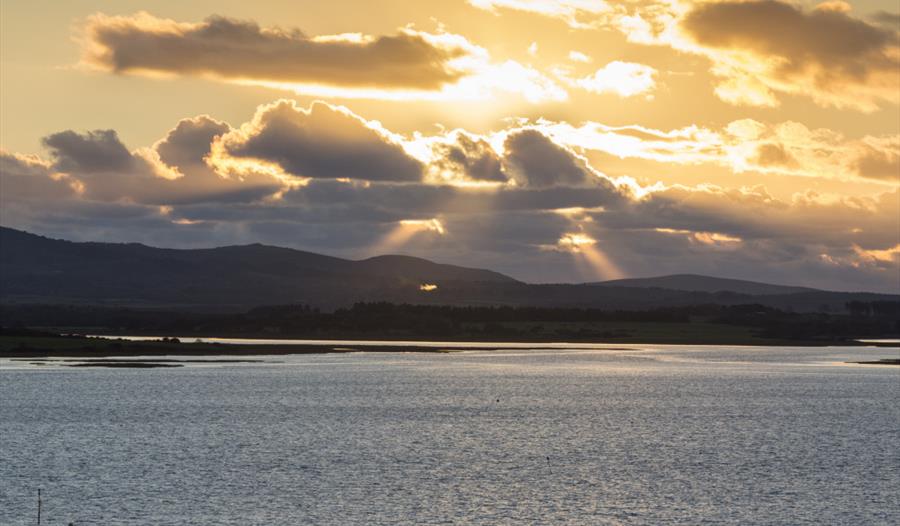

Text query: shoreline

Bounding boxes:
[1,333,897,359]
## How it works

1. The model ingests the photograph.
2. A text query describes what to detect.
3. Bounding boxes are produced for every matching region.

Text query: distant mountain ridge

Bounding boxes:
[0,226,515,309]
[1,226,896,312]
[0,227,515,282]
[594,274,816,296]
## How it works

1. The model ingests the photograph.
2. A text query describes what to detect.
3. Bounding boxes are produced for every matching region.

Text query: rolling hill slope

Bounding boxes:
[0,227,515,308]
[594,274,816,295]
[1,227,896,312]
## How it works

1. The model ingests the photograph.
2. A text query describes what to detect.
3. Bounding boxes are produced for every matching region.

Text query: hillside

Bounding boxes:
[0,227,515,309]
[594,274,816,295]
[1,227,897,312]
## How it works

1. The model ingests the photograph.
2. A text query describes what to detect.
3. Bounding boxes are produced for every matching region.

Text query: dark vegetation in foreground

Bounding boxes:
[852,359,900,365]
[17,357,266,368]
[2,301,898,350]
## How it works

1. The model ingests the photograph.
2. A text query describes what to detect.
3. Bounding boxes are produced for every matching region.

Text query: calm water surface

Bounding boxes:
[2,344,898,525]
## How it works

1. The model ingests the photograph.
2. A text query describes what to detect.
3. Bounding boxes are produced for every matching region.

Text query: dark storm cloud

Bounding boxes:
[218,100,424,182]
[597,185,899,250]
[3,99,897,291]
[432,132,508,182]
[155,115,230,170]
[282,179,623,218]
[0,151,77,201]
[84,13,469,89]
[40,129,160,202]
[43,130,137,174]
[504,129,603,187]
[286,180,459,216]
[154,116,285,203]
[284,181,624,221]
[40,126,281,205]
[494,185,625,209]
[683,0,899,82]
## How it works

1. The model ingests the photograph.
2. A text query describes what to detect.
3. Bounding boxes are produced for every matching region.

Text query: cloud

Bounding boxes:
[680,0,900,111]
[605,185,899,249]
[468,0,616,29]
[153,115,285,202]
[503,129,606,188]
[852,138,900,182]
[429,131,508,183]
[0,151,79,201]
[683,1,894,71]
[2,98,897,290]
[528,117,900,185]
[41,129,172,202]
[80,12,566,103]
[872,11,900,28]
[582,185,900,287]
[38,124,282,205]
[468,0,900,111]
[568,50,592,63]
[155,115,230,171]
[43,129,138,174]
[574,61,657,97]
[82,12,470,90]
[213,100,424,182]
[754,143,797,168]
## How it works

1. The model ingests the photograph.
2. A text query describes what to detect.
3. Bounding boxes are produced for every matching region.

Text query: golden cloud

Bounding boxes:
[2,99,897,290]
[82,12,470,89]
[680,0,900,111]
[469,0,900,111]
[80,12,566,103]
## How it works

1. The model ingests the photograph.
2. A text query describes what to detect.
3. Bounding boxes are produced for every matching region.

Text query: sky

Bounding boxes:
[1,0,898,291]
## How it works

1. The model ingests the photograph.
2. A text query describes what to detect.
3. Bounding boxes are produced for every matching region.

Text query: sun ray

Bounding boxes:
[371,218,446,254]
[555,232,623,280]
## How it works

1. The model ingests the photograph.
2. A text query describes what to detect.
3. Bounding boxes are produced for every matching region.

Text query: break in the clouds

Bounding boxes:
[469,0,900,112]
[468,0,617,29]
[1,100,897,291]
[573,61,657,98]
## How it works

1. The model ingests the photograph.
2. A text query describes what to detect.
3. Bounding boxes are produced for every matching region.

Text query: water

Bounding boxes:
[2,344,898,525]
[85,335,660,348]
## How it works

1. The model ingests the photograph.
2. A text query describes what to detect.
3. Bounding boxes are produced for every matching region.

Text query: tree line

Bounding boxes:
[2,301,897,342]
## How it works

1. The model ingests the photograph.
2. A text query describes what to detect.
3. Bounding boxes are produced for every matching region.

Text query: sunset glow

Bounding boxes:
[0,0,897,291]
[2,4,898,524]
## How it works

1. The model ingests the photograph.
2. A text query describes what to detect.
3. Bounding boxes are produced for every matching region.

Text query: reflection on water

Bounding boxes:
[88,335,654,348]
[1,345,898,525]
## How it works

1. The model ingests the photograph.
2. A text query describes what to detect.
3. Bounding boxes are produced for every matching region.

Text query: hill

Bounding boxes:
[1,226,897,313]
[0,226,515,309]
[594,274,815,295]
